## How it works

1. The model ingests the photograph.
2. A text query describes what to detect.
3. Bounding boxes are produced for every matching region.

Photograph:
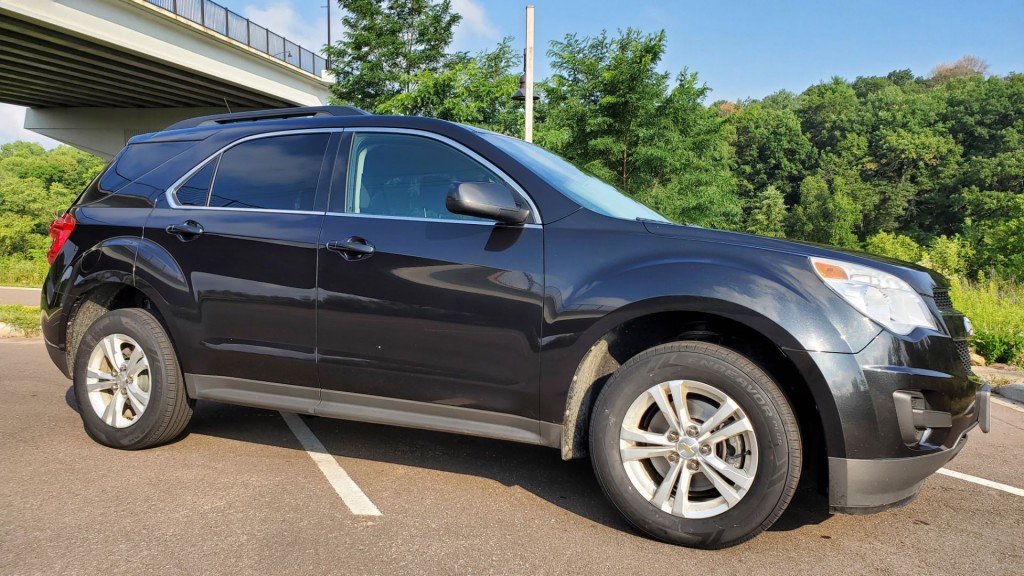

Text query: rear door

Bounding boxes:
[142,131,338,396]
[316,130,545,420]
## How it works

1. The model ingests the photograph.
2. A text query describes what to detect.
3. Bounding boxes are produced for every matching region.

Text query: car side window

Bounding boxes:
[175,160,217,206]
[345,133,505,221]
[176,133,330,211]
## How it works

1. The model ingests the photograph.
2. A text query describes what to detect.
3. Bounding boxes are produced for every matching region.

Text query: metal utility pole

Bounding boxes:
[524,5,535,143]
[323,1,332,69]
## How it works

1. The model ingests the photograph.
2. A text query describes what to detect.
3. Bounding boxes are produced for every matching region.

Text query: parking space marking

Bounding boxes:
[280,412,382,516]
[938,468,1024,497]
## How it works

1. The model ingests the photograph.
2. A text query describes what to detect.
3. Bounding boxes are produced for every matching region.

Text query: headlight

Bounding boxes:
[810,257,937,335]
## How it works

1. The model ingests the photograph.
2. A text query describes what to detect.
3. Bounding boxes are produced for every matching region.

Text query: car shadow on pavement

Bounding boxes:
[171,398,832,536]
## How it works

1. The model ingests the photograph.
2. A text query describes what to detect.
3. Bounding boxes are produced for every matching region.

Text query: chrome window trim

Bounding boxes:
[165,128,345,212]
[323,211,542,229]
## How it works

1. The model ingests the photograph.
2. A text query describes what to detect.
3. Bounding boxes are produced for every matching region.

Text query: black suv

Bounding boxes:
[42,107,990,548]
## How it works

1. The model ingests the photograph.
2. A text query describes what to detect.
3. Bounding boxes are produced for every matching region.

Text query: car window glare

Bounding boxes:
[482,133,669,223]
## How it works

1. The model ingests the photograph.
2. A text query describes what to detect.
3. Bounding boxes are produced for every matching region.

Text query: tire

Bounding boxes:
[72,308,194,449]
[589,341,801,548]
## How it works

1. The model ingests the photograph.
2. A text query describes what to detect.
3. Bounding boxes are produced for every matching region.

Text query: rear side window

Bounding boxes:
[206,134,330,211]
[78,142,193,205]
[176,160,217,206]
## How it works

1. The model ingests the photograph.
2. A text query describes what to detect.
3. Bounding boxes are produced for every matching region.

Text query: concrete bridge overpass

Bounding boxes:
[0,0,333,158]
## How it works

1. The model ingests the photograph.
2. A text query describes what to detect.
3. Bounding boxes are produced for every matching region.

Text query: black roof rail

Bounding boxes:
[165,106,371,130]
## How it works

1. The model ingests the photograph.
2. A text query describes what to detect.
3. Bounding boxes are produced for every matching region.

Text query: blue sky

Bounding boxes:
[2,0,1022,144]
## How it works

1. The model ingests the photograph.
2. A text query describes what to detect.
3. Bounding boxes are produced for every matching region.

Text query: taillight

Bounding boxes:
[46,213,76,265]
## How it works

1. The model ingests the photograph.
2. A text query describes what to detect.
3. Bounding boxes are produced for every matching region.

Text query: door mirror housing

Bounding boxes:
[446,182,531,225]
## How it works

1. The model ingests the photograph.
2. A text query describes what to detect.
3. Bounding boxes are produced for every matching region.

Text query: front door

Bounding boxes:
[316,131,544,419]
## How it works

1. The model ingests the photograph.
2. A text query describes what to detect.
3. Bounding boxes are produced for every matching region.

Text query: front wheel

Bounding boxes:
[589,341,801,548]
[72,308,194,449]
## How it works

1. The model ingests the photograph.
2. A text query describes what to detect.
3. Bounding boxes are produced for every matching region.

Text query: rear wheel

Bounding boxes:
[72,308,193,449]
[589,341,801,548]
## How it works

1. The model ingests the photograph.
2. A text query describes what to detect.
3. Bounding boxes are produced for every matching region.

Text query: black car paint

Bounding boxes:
[41,112,984,514]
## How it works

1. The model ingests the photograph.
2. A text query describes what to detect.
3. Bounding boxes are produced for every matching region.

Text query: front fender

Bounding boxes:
[539,214,881,454]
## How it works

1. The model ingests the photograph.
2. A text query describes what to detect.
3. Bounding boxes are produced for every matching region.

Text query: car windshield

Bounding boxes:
[481,133,670,223]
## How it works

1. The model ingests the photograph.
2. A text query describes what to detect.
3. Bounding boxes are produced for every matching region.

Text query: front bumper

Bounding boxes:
[828,384,990,514]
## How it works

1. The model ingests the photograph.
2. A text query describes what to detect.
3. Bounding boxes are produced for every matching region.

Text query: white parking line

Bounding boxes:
[280,411,382,516]
[938,468,1024,497]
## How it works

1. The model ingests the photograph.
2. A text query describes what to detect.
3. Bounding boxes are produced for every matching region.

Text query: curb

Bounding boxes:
[994,384,1024,404]
[0,322,22,338]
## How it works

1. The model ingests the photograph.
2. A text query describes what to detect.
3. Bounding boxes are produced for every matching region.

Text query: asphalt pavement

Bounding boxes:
[1,338,1022,575]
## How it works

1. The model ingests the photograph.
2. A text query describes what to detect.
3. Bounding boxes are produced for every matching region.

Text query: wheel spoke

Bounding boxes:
[703,455,754,490]
[668,380,690,427]
[701,461,742,506]
[651,458,683,509]
[101,392,122,426]
[620,426,674,447]
[124,346,147,378]
[649,384,681,433]
[699,397,739,437]
[125,383,149,417]
[621,446,676,462]
[86,369,117,392]
[99,335,124,371]
[671,468,695,516]
[703,417,754,445]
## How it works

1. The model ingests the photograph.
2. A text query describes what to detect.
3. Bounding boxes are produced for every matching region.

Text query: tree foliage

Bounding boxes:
[325,0,461,113]
[541,29,741,228]
[0,143,103,283]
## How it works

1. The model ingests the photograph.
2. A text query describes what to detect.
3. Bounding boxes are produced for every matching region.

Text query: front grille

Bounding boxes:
[955,340,972,373]
[933,289,953,310]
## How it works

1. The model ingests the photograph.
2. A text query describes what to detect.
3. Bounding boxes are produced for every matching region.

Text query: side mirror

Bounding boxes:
[446,182,531,225]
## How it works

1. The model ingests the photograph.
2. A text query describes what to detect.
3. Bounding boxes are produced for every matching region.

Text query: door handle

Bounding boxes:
[327,237,375,261]
[166,220,204,241]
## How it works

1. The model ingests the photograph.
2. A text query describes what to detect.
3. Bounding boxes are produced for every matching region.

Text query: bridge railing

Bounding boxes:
[144,0,328,78]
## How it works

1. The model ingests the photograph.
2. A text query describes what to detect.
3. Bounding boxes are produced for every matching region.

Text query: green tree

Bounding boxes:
[746,186,788,238]
[380,39,522,134]
[543,29,670,194]
[543,29,741,228]
[325,0,460,113]
[730,103,816,199]
[0,144,103,284]
[788,174,859,247]
[796,78,863,153]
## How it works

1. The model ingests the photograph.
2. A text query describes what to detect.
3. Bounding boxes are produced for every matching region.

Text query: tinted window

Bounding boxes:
[209,134,330,211]
[346,133,501,221]
[79,142,191,204]
[175,160,217,206]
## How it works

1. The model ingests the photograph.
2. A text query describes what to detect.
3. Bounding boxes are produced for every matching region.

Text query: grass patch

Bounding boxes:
[0,305,41,337]
[950,274,1024,366]
[0,256,47,287]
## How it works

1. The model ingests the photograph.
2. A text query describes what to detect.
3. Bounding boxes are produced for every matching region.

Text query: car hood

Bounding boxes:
[641,221,949,296]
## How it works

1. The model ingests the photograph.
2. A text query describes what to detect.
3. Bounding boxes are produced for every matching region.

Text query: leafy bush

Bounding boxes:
[919,235,973,279]
[0,305,40,336]
[864,232,922,263]
[950,274,1024,366]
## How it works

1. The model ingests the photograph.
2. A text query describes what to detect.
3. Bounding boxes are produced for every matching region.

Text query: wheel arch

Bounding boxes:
[559,301,839,492]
